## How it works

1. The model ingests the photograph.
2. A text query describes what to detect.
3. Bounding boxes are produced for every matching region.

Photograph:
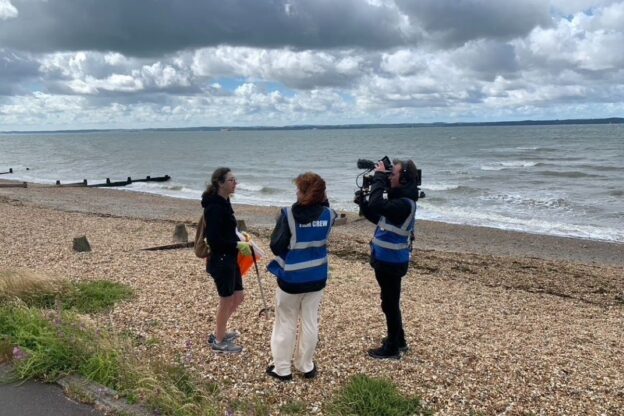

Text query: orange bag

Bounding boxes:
[236,231,265,277]
[238,254,255,277]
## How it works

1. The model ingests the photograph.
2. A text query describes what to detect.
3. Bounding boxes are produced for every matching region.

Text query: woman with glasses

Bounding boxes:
[266,172,336,381]
[201,167,251,353]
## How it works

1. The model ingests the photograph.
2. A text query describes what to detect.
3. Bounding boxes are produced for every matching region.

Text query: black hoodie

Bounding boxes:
[201,193,239,256]
[269,201,334,294]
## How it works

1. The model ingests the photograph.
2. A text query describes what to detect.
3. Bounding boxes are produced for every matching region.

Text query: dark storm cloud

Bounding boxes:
[396,0,552,47]
[0,0,408,56]
[455,41,520,81]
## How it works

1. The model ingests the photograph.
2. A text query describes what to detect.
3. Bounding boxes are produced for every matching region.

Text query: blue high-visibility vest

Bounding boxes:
[267,207,335,285]
[371,198,416,264]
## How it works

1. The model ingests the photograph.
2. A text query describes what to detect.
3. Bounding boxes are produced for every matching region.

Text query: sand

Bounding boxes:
[1,180,623,415]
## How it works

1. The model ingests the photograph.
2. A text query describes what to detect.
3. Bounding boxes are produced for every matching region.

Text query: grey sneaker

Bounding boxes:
[208,331,240,344]
[211,339,242,354]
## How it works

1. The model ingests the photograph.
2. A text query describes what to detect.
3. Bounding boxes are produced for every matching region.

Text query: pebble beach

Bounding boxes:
[1,180,623,415]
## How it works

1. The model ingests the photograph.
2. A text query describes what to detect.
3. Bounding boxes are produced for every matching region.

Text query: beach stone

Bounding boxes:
[72,236,91,252]
[173,224,188,243]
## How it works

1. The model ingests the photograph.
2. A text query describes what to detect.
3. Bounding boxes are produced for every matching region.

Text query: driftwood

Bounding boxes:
[142,242,194,251]
[0,182,27,188]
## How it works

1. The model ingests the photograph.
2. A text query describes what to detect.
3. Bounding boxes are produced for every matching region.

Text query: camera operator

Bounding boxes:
[358,158,419,359]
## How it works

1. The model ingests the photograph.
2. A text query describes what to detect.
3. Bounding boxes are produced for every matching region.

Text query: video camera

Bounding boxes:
[353,156,424,213]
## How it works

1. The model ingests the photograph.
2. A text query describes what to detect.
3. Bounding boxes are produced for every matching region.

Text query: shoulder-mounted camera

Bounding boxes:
[353,156,425,213]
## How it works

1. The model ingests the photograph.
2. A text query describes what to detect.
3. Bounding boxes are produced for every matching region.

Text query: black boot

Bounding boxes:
[368,342,400,360]
[382,336,409,353]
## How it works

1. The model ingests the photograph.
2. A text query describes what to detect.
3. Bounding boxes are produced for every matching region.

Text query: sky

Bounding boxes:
[1,0,624,131]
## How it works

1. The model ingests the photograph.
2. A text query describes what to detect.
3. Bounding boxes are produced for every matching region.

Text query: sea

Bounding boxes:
[1,124,623,243]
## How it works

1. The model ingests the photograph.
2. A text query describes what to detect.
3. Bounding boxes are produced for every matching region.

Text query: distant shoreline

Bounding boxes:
[2,117,623,134]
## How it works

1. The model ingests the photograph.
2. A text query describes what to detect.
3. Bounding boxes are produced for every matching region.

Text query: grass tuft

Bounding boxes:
[0,269,69,300]
[64,281,134,314]
[326,374,432,416]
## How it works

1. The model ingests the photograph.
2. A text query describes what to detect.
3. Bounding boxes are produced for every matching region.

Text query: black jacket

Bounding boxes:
[270,201,333,294]
[201,193,239,256]
[360,172,418,275]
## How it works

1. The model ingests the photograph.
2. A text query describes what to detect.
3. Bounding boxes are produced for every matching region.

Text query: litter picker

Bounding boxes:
[250,245,273,318]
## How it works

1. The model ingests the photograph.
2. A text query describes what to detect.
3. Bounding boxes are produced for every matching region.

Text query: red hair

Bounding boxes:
[295,172,326,206]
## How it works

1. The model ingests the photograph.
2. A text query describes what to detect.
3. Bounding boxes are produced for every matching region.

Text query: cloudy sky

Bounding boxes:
[1,0,624,131]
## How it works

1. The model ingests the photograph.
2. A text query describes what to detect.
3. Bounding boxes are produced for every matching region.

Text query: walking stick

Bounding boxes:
[250,245,273,318]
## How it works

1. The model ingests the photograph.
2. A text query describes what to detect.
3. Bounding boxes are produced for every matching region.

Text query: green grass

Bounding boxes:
[0,303,220,415]
[1,305,85,380]
[24,280,134,313]
[326,374,433,416]
[280,400,307,415]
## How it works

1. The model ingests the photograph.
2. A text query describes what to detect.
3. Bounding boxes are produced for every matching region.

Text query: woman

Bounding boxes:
[266,172,336,381]
[202,167,251,354]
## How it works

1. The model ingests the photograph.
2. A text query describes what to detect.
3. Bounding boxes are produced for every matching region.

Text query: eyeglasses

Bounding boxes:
[225,177,237,183]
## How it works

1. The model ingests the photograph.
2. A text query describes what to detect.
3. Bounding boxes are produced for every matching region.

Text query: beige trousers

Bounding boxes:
[270,287,324,376]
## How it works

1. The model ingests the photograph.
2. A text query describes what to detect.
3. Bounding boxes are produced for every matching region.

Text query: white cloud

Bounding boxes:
[138,62,192,89]
[519,6,624,72]
[191,47,366,89]
[0,0,17,20]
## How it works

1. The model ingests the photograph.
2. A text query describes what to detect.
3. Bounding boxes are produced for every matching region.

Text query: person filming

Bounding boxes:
[358,158,420,359]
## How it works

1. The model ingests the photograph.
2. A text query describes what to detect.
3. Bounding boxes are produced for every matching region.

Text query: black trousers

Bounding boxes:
[374,265,406,349]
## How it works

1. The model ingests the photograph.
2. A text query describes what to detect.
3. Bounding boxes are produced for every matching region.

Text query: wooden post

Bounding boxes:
[237,219,247,232]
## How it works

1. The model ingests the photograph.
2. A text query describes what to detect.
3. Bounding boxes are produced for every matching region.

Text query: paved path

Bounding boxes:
[0,379,103,416]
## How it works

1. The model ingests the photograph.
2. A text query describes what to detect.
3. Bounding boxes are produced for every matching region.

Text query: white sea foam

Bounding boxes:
[417,202,624,242]
[480,161,538,171]
[423,183,460,191]
[236,183,265,192]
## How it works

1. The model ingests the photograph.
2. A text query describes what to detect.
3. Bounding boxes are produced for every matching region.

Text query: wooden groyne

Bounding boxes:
[54,175,171,188]
[1,171,171,188]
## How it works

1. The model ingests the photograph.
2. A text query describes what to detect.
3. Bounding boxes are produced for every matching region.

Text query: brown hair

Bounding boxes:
[202,167,231,198]
[294,172,326,206]
[393,159,418,185]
